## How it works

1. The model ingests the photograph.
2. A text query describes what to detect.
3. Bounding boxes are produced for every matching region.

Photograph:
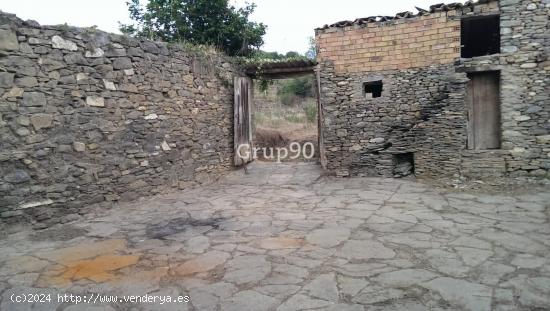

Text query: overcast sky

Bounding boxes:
[0,0,449,54]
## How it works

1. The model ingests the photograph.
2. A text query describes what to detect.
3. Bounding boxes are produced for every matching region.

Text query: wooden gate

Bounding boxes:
[467,71,501,150]
[316,69,327,168]
[234,77,254,166]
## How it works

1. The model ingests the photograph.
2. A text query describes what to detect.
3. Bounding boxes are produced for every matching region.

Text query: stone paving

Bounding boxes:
[1,162,550,311]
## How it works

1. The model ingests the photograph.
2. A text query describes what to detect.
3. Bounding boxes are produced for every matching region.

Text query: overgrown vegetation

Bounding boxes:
[255,102,316,127]
[120,0,266,56]
[304,102,317,123]
[278,77,314,106]
[242,50,313,93]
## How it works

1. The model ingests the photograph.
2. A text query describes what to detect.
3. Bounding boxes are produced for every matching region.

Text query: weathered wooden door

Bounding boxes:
[234,77,254,166]
[467,72,501,150]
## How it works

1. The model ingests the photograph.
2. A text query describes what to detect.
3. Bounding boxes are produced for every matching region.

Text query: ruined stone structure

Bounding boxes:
[0,12,240,225]
[316,0,549,179]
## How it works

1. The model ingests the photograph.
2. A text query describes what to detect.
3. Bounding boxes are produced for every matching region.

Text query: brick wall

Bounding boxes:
[316,12,461,74]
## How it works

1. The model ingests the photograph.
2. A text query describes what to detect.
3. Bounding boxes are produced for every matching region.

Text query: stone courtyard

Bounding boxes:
[1,162,549,311]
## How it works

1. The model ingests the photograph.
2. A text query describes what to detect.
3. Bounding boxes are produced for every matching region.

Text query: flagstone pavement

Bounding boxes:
[1,162,549,311]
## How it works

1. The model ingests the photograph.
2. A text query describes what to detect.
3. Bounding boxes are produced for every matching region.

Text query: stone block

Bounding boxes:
[140,41,159,54]
[51,35,78,51]
[336,129,348,137]
[76,73,88,82]
[0,72,14,87]
[0,29,19,50]
[501,46,518,53]
[369,137,385,144]
[30,113,53,130]
[112,57,132,70]
[4,169,31,184]
[16,128,30,136]
[73,142,86,152]
[21,92,46,107]
[15,76,38,87]
[16,116,30,126]
[3,87,24,98]
[520,63,537,69]
[85,47,104,58]
[161,141,171,151]
[103,79,116,90]
[86,96,105,107]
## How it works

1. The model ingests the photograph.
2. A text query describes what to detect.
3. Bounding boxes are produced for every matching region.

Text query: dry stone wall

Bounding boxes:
[0,12,240,225]
[319,62,468,179]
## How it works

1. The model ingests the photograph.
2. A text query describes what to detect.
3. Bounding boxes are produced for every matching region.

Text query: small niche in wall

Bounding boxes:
[393,153,415,177]
[364,81,383,99]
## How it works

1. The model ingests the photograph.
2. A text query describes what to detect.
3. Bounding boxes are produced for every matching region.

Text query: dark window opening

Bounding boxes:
[364,81,383,98]
[461,15,500,58]
[393,153,414,177]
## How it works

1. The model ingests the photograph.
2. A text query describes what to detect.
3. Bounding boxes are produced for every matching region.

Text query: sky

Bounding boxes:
[0,0,447,55]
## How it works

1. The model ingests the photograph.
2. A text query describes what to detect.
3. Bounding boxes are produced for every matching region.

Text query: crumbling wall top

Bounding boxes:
[315,0,498,33]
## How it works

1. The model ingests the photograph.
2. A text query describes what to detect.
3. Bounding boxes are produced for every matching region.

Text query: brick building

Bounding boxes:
[315,0,548,180]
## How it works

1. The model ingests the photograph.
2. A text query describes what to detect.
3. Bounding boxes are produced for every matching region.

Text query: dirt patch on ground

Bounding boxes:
[255,128,288,148]
[45,254,140,286]
[254,126,318,162]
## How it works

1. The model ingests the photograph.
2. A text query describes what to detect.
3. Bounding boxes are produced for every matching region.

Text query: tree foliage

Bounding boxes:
[278,77,313,106]
[278,77,313,98]
[250,50,303,92]
[120,0,267,56]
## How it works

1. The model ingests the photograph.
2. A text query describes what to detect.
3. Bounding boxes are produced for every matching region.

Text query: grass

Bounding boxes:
[304,102,317,123]
[255,100,318,128]
[255,110,305,128]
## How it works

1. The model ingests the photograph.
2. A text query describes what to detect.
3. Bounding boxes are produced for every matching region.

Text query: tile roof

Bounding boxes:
[316,0,496,31]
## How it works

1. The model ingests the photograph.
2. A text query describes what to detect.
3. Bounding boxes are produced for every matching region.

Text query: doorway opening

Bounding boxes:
[234,59,321,167]
[253,75,318,162]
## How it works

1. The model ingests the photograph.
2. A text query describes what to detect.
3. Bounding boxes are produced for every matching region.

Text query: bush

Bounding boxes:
[285,113,305,123]
[278,77,313,105]
[279,92,296,106]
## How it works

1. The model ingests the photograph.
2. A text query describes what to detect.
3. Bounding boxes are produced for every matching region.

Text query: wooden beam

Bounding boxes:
[245,66,316,79]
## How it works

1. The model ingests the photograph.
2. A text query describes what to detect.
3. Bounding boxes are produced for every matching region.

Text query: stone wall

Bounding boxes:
[319,62,468,178]
[0,12,241,225]
[316,0,549,180]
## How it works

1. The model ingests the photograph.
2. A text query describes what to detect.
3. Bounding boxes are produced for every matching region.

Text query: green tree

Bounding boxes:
[120,0,267,56]
[250,50,284,59]
[285,51,300,58]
